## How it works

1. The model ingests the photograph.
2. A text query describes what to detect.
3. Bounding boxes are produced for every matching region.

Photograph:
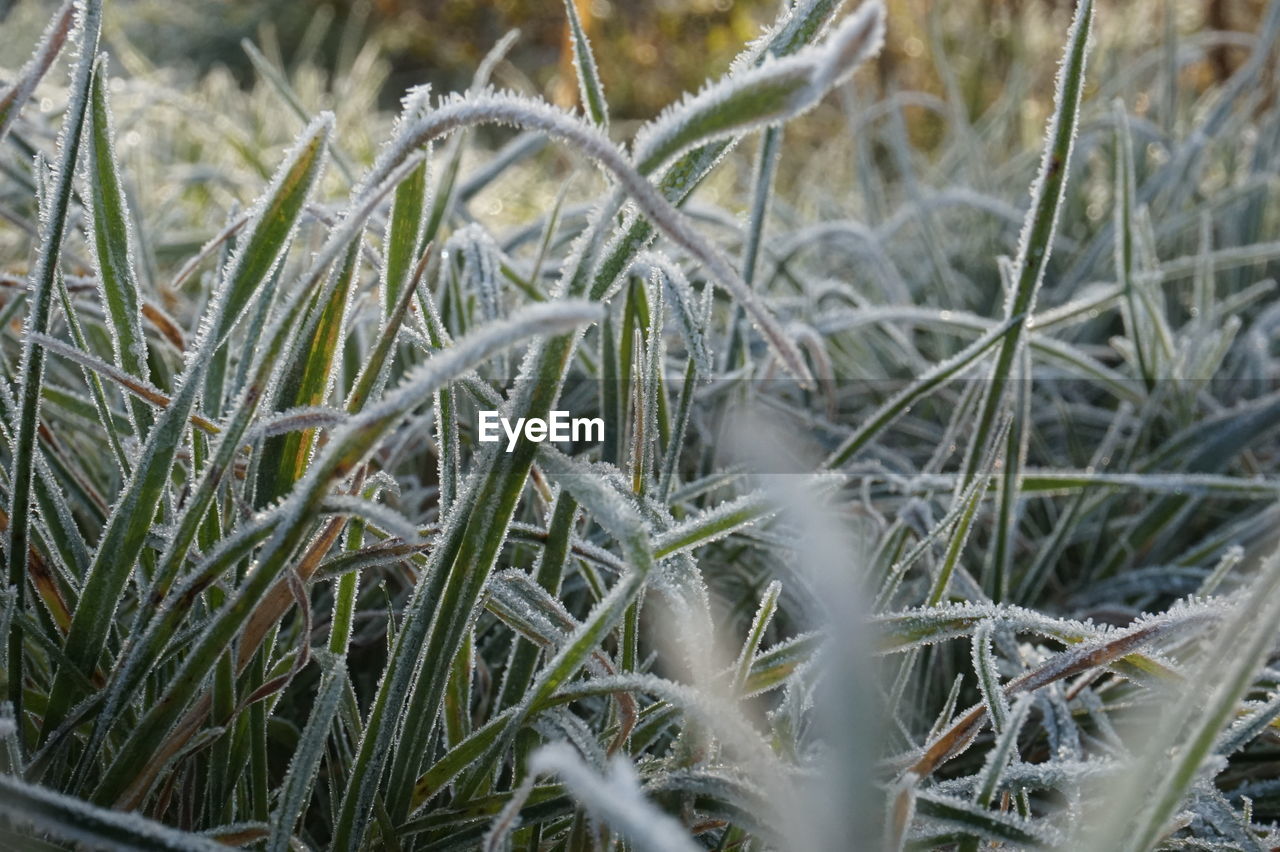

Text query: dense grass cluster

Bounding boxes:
[2,0,1280,849]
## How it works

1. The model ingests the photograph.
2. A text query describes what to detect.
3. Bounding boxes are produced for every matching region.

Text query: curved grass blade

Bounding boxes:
[91,300,600,809]
[0,773,226,852]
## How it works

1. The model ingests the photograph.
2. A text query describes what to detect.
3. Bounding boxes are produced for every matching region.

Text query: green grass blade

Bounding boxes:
[5,0,103,725]
[562,0,609,128]
[0,773,227,852]
[381,159,427,318]
[84,56,153,435]
[267,656,348,852]
[961,0,1094,483]
[91,301,599,809]
[39,114,332,741]
[257,241,360,505]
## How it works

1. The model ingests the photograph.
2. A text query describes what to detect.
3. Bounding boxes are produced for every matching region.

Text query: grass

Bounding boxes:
[1,0,1280,849]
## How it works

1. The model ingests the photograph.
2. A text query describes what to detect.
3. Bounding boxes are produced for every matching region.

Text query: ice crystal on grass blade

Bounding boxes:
[634,1,885,173]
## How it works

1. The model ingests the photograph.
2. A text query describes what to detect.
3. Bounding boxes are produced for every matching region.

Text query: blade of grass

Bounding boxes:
[0,0,76,145]
[84,55,154,436]
[39,114,332,742]
[5,0,103,725]
[961,0,1094,484]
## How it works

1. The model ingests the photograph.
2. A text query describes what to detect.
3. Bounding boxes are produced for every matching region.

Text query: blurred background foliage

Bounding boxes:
[1,1,1269,135]
[0,0,1270,270]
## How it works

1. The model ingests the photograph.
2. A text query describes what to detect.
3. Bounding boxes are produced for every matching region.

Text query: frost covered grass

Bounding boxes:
[1,0,1280,849]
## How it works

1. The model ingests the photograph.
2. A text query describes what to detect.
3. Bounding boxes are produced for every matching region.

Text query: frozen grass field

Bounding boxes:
[2,0,1280,848]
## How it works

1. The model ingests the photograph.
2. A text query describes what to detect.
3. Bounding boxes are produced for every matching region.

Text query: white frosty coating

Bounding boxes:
[267,662,347,852]
[488,572,576,649]
[319,496,424,546]
[28,332,177,411]
[1000,0,1094,326]
[913,789,1062,847]
[877,596,1226,664]
[641,275,665,481]
[445,223,504,322]
[732,579,783,692]
[728,0,848,77]
[248,405,348,442]
[471,29,521,94]
[786,321,836,407]
[1084,545,1280,851]
[561,0,608,127]
[971,620,1010,734]
[538,709,608,772]
[358,89,814,385]
[632,2,884,174]
[207,111,334,350]
[0,0,76,142]
[973,693,1034,807]
[521,742,701,852]
[0,772,226,851]
[653,490,773,558]
[538,450,651,573]
[1218,690,1280,758]
[634,252,713,375]
[562,670,797,804]
[79,54,150,382]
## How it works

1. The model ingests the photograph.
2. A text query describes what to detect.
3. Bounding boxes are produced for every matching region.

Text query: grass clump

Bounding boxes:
[2,0,1280,849]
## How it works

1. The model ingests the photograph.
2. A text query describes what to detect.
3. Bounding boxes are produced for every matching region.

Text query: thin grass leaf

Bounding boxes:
[39,114,332,741]
[971,620,1009,734]
[0,0,76,144]
[561,0,608,128]
[6,0,103,722]
[633,2,886,174]
[1114,100,1154,391]
[83,55,152,435]
[961,0,1094,483]
[267,655,348,852]
[93,300,600,810]
[913,790,1055,848]
[0,773,226,852]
